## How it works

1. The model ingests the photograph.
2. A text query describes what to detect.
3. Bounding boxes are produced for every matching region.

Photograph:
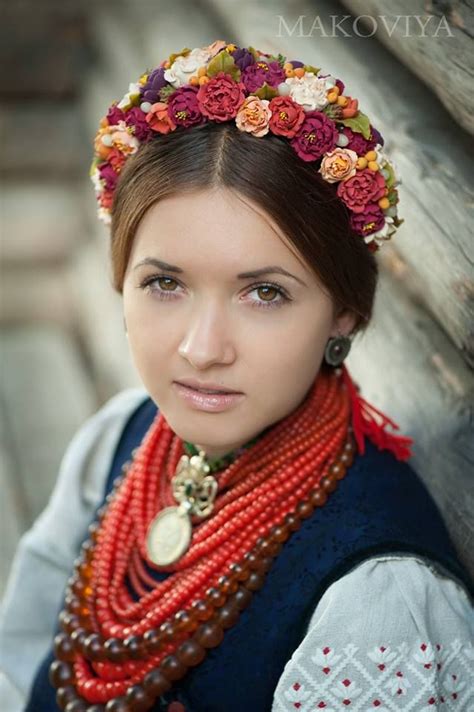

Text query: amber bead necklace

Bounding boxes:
[49,365,361,711]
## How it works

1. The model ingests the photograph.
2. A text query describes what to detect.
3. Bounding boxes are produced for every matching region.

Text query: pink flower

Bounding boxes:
[203,40,228,58]
[107,104,126,125]
[235,96,271,137]
[268,96,305,139]
[241,60,286,93]
[337,169,386,213]
[146,102,176,134]
[167,86,205,128]
[98,164,119,191]
[319,147,358,183]
[124,107,153,141]
[197,71,246,122]
[340,126,378,155]
[350,203,386,236]
[290,111,338,162]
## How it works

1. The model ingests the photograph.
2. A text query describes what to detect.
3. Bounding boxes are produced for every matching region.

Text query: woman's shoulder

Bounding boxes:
[271,554,474,710]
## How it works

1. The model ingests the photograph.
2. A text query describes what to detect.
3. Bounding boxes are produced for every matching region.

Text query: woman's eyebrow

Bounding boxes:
[133,258,307,286]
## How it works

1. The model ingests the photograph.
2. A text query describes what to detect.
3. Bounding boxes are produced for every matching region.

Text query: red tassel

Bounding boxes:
[341,364,414,462]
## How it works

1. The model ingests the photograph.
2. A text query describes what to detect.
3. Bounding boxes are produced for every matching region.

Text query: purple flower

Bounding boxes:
[241,60,286,93]
[231,47,255,72]
[288,60,304,68]
[336,78,345,94]
[107,104,125,125]
[167,85,205,128]
[140,67,167,103]
[290,111,338,162]
[98,163,119,191]
[370,125,384,147]
[340,126,378,155]
[124,107,153,141]
[350,203,385,236]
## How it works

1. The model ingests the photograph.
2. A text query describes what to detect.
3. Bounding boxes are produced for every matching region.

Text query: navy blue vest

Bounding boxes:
[25,395,474,711]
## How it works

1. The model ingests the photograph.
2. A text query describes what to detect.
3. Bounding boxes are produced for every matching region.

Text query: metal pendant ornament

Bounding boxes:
[324,335,352,366]
[146,449,218,565]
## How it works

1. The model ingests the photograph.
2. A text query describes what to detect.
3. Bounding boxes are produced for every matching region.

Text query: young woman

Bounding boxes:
[1,40,472,712]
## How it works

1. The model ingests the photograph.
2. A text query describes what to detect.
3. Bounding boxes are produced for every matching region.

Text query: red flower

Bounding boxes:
[290,111,338,162]
[197,71,246,122]
[337,169,386,213]
[268,96,305,138]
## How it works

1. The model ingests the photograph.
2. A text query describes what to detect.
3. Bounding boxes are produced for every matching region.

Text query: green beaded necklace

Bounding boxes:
[183,424,272,473]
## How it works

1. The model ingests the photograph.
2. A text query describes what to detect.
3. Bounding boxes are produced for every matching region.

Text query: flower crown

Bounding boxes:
[90,40,404,251]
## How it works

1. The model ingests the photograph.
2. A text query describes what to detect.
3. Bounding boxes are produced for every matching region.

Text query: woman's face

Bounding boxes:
[122,187,355,459]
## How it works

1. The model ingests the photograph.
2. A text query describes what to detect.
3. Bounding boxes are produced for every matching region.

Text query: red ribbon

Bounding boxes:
[341,364,414,462]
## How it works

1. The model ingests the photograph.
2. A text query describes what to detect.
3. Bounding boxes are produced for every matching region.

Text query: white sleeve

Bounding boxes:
[0,387,149,710]
[271,554,474,711]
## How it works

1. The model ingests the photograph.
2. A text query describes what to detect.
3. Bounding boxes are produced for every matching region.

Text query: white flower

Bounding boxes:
[332,678,363,700]
[412,642,436,669]
[164,48,212,87]
[385,670,412,696]
[117,82,141,110]
[98,206,111,225]
[364,216,396,247]
[283,680,312,704]
[311,646,342,668]
[373,144,402,187]
[90,168,103,192]
[367,644,397,667]
[284,71,333,111]
[441,670,466,695]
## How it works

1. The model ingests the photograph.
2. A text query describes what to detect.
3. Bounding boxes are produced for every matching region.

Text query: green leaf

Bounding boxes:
[206,50,241,81]
[254,83,279,100]
[247,46,260,61]
[89,157,99,177]
[339,111,371,139]
[159,85,176,102]
[387,187,399,204]
[276,53,287,68]
[304,64,321,75]
[385,163,396,189]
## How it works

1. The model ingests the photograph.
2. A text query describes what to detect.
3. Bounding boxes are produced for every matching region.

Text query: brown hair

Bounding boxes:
[110,122,378,335]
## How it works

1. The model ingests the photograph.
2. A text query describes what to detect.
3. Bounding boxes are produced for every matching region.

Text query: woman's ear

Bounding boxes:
[331,309,357,338]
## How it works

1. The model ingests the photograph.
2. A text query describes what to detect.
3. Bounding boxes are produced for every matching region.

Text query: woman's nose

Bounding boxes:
[178,303,236,369]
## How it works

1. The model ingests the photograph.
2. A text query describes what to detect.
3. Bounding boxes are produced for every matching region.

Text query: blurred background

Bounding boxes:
[1,0,473,598]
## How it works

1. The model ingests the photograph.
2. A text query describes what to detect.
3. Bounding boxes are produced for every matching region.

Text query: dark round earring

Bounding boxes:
[324,334,351,366]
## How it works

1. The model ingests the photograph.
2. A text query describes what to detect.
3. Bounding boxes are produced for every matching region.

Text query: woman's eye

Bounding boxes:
[139,275,291,309]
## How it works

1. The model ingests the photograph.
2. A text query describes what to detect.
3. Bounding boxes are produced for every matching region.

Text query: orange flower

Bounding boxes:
[235,96,271,137]
[319,148,358,183]
[342,98,359,118]
[145,102,176,134]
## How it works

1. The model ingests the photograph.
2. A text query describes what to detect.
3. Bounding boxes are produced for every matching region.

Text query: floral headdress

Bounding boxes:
[90,40,404,251]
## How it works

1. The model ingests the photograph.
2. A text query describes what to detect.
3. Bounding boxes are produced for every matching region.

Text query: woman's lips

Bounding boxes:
[173,382,245,412]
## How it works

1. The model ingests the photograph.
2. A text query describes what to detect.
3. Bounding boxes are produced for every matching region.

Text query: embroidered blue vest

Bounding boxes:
[25,395,474,711]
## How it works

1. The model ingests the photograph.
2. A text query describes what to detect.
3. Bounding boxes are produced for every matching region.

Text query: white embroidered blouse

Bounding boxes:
[0,389,472,711]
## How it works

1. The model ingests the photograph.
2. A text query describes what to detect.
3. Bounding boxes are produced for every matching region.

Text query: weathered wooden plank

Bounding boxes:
[70,239,142,399]
[339,0,474,135]
[347,266,474,580]
[0,266,76,326]
[0,103,88,178]
[201,0,474,368]
[1,181,85,265]
[0,326,98,524]
[0,1,88,99]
